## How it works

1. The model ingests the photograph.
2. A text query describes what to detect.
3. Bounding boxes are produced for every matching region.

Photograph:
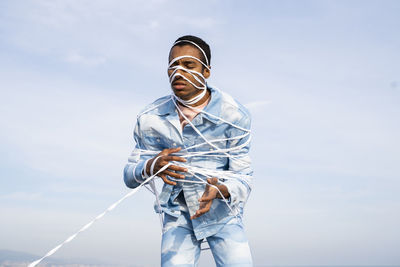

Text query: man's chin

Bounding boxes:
[172,89,190,100]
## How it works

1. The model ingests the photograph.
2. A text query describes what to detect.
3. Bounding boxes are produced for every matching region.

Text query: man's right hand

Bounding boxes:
[145,147,187,185]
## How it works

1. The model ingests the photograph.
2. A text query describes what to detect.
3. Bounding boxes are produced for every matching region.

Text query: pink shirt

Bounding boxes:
[177,97,210,129]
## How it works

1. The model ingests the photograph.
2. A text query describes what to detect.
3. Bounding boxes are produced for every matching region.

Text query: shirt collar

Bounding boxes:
[155,85,222,125]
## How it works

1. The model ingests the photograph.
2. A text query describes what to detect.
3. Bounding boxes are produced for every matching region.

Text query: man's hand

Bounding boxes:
[191,178,230,220]
[145,147,187,186]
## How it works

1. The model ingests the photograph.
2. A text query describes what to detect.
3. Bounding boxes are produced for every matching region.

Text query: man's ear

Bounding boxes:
[203,66,211,79]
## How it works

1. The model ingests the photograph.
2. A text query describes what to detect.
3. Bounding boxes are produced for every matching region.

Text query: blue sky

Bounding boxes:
[0,0,399,266]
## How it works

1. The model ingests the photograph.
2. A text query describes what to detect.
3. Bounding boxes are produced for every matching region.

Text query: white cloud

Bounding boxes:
[1,191,42,201]
[65,50,107,66]
[1,1,400,265]
[1,0,224,68]
[172,16,223,29]
[244,100,271,110]
[0,71,143,183]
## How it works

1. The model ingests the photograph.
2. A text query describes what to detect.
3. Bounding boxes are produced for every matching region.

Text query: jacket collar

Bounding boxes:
[155,85,222,125]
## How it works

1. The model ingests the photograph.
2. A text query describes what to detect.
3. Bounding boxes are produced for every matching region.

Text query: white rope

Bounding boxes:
[172,97,251,168]
[149,179,164,230]
[28,163,172,267]
[29,52,251,266]
[168,53,208,105]
[172,40,210,67]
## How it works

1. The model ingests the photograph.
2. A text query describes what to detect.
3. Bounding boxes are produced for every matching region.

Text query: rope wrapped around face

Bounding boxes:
[169,40,211,106]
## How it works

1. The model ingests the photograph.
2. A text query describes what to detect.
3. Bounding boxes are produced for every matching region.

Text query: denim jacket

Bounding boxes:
[123,85,252,240]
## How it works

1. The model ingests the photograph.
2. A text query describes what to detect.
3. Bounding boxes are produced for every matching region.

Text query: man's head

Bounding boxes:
[171,35,211,66]
[168,35,212,105]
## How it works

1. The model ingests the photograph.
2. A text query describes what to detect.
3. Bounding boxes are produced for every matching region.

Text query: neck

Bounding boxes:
[190,89,210,107]
[176,88,211,107]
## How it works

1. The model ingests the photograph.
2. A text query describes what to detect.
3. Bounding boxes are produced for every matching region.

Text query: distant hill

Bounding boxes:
[0,249,37,262]
[0,249,123,266]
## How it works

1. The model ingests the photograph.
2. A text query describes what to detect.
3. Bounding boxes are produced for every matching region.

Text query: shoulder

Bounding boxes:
[214,87,251,129]
[137,95,172,118]
[134,94,173,132]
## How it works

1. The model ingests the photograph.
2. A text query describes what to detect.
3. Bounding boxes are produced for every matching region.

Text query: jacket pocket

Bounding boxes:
[142,130,172,150]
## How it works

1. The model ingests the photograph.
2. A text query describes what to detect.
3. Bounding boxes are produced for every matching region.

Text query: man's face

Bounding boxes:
[168,44,210,101]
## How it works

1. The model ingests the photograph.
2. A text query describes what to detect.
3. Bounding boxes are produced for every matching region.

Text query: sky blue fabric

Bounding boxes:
[124,85,253,240]
[161,209,253,267]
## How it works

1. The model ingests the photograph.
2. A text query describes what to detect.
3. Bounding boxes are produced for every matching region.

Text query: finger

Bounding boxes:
[166,147,182,154]
[191,210,203,220]
[191,205,211,219]
[164,156,187,162]
[207,177,218,185]
[198,206,211,214]
[191,203,206,220]
[159,147,181,156]
[162,170,185,179]
[199,193,217,202]
[199,189,218,202]
[160,174,176,186]
[167,165,188,173]
[191,213,201,220]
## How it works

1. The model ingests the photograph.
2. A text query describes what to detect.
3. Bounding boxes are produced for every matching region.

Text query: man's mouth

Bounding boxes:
[172,80,186,90]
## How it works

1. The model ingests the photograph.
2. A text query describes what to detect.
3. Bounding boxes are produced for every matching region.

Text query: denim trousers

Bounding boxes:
[161,209,253,267]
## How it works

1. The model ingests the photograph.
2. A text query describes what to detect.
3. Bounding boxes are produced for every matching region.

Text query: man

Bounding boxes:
[124,35,253,267]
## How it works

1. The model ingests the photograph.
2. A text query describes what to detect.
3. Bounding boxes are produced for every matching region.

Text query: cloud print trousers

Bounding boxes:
[161,209,253,267]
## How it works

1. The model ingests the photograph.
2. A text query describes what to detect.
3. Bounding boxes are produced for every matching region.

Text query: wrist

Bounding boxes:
[142,159,151,178]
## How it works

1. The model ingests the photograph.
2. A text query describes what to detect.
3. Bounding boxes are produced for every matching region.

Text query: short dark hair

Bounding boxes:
[171,35,211,66]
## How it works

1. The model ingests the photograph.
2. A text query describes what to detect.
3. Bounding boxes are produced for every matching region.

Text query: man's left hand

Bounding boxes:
[190,178,230,220]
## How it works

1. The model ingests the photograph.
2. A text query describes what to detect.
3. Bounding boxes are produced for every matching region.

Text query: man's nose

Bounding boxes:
[171,68,187,79]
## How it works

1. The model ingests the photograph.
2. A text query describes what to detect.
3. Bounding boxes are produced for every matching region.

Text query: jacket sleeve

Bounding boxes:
[123,119,152,189]
[223,112,253,207]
